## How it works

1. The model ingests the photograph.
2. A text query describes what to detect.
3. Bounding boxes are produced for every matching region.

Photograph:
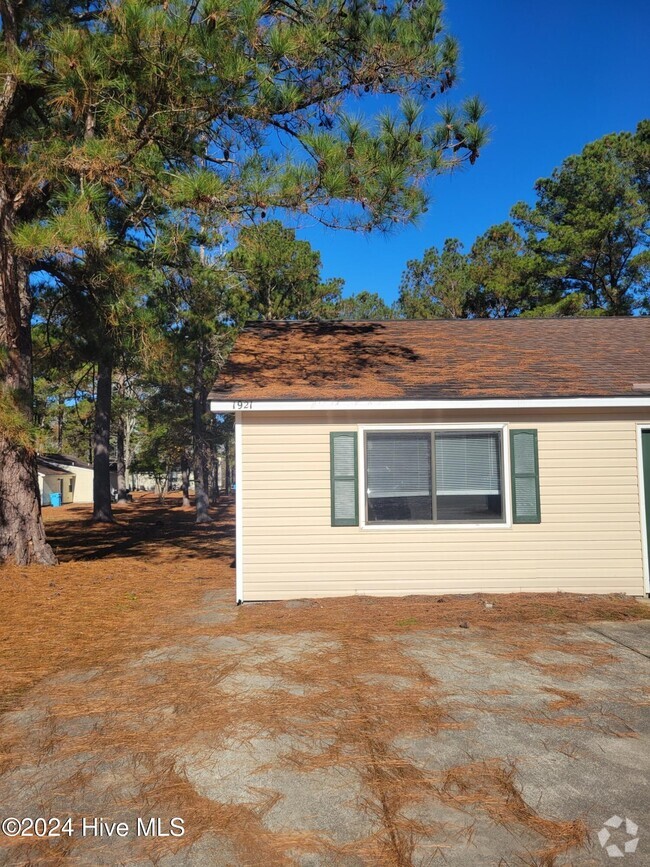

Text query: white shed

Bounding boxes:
[38,459,75,506]
[42,454,94,503]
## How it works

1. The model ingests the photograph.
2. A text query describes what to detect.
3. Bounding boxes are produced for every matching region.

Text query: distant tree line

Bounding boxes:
[284,121,650,322]
[396,122,650,319]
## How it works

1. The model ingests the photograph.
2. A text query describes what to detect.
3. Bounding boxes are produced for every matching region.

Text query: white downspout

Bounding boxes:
[235,411,244,604]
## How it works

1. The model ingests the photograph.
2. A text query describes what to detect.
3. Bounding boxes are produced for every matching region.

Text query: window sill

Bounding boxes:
[360,521,512,531]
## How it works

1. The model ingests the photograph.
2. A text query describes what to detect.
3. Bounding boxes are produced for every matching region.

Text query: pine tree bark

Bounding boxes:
[0,183,57,565]
[92,354,114,522]
[0,436,57,564]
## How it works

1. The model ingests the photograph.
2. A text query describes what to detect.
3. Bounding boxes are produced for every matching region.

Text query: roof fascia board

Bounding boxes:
[211,397,650,413]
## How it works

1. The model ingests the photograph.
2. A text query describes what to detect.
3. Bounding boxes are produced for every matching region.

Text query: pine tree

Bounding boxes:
[512,121,650,314]
[229,220,343,320]
[327,290,396,320]
[1,0,486,562]
[146,222,234,523]
[397,239,476,318]
[468,222,540,317]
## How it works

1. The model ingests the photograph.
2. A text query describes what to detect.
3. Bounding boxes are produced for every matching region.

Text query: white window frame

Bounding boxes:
[358,423,512,531]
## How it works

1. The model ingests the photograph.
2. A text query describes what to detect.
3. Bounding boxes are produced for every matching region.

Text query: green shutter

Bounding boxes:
[510,429,541,524]
[330,432,359,526]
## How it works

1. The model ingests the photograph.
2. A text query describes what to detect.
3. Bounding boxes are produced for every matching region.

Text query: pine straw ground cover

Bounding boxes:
[0,494,236,711]
[0,494,649,866]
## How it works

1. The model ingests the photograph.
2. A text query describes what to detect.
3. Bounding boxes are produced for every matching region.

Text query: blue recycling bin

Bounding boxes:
[50,492,62,507]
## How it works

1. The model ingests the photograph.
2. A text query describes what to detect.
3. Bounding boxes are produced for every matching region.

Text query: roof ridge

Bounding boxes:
[241,316,646,326]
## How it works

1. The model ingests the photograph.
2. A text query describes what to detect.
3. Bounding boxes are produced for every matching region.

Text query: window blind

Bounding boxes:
[435,431,501,496]
[366,433,432,499]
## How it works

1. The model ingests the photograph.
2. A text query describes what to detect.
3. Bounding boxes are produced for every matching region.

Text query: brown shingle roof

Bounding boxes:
[209,318,650,402]
[37,458,74,475]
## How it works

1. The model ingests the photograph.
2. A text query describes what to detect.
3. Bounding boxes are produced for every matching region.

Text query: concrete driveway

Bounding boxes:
[0,593,648,866]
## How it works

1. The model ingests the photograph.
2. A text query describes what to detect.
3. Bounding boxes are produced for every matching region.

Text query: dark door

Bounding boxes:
[643,430,650,586]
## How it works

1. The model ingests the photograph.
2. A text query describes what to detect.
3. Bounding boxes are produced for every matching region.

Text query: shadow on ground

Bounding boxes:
[43,494,235,563]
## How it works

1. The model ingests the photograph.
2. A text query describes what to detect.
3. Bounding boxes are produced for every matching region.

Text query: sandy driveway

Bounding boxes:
[1,583,648,866]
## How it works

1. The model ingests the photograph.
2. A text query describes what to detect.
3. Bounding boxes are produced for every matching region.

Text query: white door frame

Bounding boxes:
[636,424,650,595]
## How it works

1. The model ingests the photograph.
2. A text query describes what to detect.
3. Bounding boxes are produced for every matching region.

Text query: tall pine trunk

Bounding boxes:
[193,350,211,524]
[211,457,220,505]
[181,453,191,507]
[92,354,114,522]
[193,433,210,523]
[0,187,57,565]
[204,456,212,506]
[116,415,128,502]
[56,394,64,451]
[124,412,132,492]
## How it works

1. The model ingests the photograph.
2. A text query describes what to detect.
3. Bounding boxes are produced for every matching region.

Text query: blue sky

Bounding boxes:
[296,0,650,304]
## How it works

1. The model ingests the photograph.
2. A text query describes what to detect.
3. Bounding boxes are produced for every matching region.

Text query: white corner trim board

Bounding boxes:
[212,397,650,413]
[234,411,244,604]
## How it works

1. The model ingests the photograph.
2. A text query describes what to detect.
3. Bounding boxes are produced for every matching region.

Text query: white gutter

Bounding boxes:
[211,396,650,413]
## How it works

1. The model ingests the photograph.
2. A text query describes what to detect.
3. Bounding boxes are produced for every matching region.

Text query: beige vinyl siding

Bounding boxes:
[69,466,94,503]
[239,410,650,600]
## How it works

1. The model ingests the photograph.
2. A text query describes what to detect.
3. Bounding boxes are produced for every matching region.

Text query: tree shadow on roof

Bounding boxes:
[220,321,421,393]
